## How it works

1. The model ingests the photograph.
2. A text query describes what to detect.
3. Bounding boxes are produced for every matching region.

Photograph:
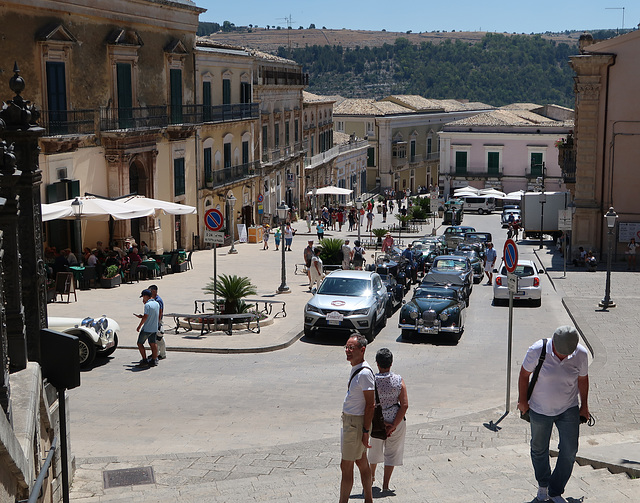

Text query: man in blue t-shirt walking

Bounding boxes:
[149,284,166,360]
[135,289,160,367]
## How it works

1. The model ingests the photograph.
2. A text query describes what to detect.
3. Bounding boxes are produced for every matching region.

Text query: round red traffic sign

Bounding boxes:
[504,239,518,273]
[204,209,224,232]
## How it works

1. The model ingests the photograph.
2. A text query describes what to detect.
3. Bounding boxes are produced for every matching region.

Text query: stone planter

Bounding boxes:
[100,275,121,288]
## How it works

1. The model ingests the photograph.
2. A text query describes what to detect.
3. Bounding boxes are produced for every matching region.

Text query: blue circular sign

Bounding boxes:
[504,239,518,273]
[205,209,224,232]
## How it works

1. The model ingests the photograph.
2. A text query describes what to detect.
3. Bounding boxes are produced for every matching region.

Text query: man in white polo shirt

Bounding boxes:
[517,326,589,503]
[340,334,375,503]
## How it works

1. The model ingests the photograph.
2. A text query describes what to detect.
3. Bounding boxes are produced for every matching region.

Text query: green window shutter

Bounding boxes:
[262,125,268,152]
[531,153,543,176]
[294,119,299,143]
[274,123,280,147]
[455,151,467,173]
[223,79,231,105]
[46,61,68,134]
[285,121,290,145]
[170,69,183,124]
[367,147,375,167]
[242,141,249,165]
[427,137,432,155]
[224,143,231,168]
[116,62,133,128]
[204,147,212,182]
[174,158,185,196]
[203,81,211,121]
[240,82,251,104]
[488,152,500,174]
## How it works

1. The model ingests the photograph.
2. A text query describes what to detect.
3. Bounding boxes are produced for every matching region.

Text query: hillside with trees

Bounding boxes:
[282,34,577,107]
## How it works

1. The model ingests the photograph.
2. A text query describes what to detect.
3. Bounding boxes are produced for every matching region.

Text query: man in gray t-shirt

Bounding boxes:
[135,289,160,367]
[341,239,352,270]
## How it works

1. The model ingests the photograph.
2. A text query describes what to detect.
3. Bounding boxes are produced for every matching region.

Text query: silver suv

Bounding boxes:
[304,270,388,341]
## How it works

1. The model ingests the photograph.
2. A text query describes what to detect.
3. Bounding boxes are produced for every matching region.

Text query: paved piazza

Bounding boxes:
[49,209,640,502]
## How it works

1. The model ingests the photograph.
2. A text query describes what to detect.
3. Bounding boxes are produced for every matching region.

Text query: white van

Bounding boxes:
[460,195,496,214]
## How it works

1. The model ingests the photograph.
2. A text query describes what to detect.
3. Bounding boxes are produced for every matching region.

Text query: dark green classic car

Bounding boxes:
[398,285,466,340]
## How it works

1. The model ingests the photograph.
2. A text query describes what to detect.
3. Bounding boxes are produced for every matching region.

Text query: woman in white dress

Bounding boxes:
[369,348,409,494]
[309,247,324,291]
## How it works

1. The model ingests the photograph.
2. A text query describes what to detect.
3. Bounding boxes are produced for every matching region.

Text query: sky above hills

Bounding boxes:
[196,0,636,34]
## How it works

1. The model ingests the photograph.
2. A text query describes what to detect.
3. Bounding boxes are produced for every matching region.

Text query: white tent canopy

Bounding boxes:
[306,186,353,196]
[454,186,479,195]
[43,196,155,222]
[41,204,73,222]
[119,195,196,216]
[479,188,507,199]
[505,190,526,200]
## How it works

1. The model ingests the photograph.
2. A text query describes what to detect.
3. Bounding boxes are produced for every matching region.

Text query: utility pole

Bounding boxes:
[605,7,625,32]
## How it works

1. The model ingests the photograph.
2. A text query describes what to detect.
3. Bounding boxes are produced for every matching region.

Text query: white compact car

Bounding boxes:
[48,316,120,368]
[304,270,388,341]
[493,259,543,306]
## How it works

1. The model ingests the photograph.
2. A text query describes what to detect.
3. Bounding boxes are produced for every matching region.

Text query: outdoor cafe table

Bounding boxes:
[141,258,160,278]
[69,265,84,283]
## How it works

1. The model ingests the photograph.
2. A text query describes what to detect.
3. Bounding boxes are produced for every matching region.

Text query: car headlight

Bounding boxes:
[352,307,370,316]
[306,304,322,315]
[409,310,418,320]
[439,312,449,321]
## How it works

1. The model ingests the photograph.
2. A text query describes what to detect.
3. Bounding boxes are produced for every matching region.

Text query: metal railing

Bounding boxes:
[559,147,576,183]
[450,167,503,178]
[40,109,96,136]
[203,160,260,189]
[41,103,259,136]
[304,140,369,169]
[262,142,304,163]
[20,436,58,503]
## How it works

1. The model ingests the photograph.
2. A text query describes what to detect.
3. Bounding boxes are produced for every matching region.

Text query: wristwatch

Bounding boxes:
[362,427,369,434]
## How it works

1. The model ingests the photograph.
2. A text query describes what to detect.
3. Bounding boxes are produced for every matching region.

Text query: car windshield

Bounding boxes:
[500,265,535,277]
[454,250,478,260]
[317,277,372,296]
[414,288,455,300]
[433,259,466,271]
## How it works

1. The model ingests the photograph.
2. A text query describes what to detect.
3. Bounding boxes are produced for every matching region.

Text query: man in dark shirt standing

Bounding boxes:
[148,285,166,360]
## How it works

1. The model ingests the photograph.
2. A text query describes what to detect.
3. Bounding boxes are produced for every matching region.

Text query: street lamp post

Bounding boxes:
[599,207,618,309]
[227,194,237,254]
[71,197,83,264]
[539,191,546,250]
[312,186,318,224]
[277,202,290,293]
[355,197,363,244]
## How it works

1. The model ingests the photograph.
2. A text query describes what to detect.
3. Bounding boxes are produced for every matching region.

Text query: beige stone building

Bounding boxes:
[194,40,260,239]
[568,31,640,256]
[333,96,493,194]
[0,0,205,253]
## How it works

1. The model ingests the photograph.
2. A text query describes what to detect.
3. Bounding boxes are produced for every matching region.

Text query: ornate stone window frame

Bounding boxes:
[107,30,143,110]
[37,24,77,111]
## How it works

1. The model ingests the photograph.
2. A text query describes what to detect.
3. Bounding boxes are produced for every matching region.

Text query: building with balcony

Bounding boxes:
[568,31,640,257]
[0,0,205,253]
[194,40,260,236]
[438,104,573,197]
[333,96,492,194]
[250,49,307,220]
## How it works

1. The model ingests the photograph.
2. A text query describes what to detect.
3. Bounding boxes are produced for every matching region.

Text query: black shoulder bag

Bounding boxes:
[521,338,547,422]
[348,367,387,440]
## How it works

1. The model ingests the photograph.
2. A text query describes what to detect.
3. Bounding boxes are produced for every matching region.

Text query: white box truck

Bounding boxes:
[521,191,570,240]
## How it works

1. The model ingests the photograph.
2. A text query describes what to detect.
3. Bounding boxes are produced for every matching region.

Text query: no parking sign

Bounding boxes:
[503,239,518,273]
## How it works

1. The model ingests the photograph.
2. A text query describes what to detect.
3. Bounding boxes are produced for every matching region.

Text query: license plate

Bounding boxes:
[418,327,439,334]
[327,319,341,326]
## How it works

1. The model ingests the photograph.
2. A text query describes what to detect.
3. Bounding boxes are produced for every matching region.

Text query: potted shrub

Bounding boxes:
[175,256,188,273]
[372,228,388,249]
[100,265,121,288]
[318,238,344,266]
[203,274,257,314]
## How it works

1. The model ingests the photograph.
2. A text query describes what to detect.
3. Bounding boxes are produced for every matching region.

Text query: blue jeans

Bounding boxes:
[529,406,580,497]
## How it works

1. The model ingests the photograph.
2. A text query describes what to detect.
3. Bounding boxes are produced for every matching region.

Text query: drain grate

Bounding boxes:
[103,466,155,489]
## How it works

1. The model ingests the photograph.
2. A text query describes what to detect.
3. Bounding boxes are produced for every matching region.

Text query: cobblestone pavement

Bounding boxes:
[62,209,640,501]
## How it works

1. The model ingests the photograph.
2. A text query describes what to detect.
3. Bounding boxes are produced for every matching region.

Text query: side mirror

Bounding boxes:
[401,300,406,305]
[493,269,498,273]
[538,268,545,274]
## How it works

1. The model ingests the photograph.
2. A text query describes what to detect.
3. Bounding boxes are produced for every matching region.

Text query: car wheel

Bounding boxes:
[465,296,470,307]
[97,333,118,358]
[386,302,393,318]
[364,316,377,342]
[379,311,387,328]
[78,334,96,368]
[493,297,505,306]
[401,329,415,340]
[303,325,313,338]
[478,208,484,215]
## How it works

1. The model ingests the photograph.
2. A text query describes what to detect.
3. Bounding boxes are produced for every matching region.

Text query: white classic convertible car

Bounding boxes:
[48,316,120,368]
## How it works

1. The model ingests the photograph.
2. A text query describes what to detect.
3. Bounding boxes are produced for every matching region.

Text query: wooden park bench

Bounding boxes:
[165,312,260,336]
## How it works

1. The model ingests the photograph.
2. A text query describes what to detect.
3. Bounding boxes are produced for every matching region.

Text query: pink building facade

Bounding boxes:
[439,105,573,198]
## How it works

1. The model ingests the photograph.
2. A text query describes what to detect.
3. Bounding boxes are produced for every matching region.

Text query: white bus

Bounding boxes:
[459,195,496,214]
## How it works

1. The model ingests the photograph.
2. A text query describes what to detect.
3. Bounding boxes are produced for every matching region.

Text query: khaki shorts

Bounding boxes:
[341,413,367,461]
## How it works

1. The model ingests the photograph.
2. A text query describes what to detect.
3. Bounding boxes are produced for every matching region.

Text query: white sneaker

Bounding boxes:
[536,486,549,501]
[550,496,567,503]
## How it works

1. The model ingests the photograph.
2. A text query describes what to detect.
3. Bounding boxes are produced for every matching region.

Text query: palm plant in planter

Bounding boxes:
[372,228,388,249]
[318,238,344,266]
[100,265,121,288]
[203,274,257,314]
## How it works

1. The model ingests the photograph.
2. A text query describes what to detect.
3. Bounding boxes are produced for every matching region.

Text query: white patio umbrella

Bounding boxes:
[306,186,353,196]
[454,186,479,195]
[479,188,507,198]
[44,196,155,221]
[41,203,74,222]
[119,195,197,216]
[505,190,526,200]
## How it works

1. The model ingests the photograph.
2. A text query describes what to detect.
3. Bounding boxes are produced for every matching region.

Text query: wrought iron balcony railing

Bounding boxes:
[40,109,96,136]
[203,160,260,189]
